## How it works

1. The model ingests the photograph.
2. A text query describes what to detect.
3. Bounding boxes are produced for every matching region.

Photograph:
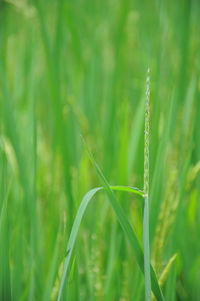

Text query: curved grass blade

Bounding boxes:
[57,184,164,300]
[57,187,100,300]
[57,185,142,300]
[84,140,164,301]
[110,185,144,197]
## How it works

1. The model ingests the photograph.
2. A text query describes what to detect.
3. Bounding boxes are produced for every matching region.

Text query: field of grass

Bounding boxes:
[0,0,200,300]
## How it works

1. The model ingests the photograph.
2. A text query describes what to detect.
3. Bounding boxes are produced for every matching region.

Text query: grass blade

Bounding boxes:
[84,142,163,301]
[57,187,101,301]
[57,185,142,300]
[110,185,144,197]
[57,149,164,300]
[0,188,11,300]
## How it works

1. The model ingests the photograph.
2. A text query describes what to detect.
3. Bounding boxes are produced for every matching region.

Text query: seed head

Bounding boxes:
[144,68,150,195]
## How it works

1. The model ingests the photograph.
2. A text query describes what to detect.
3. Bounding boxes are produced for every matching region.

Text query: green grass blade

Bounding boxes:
[57,187,101,301]
[57,185,142,301]
[57,183,163,301]
[110,185,144,197]
[57,153,164,300]
[0,184,11,300]
[84,142,163,301]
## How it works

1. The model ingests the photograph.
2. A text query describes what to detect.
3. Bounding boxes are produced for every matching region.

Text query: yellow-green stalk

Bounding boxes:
[143,68,151,301]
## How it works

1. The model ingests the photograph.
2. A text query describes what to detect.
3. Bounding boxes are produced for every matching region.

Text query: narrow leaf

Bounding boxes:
[57,171,163,301]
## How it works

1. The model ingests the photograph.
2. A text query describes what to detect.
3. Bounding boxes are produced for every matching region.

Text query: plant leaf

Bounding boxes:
[57,184,163,300]
[57,185,143,300]
[84,142,164,301]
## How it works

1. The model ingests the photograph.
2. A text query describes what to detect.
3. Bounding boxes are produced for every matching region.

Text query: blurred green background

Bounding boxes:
[0,0,200,300]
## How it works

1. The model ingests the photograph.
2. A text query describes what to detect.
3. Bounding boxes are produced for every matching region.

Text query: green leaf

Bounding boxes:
[57,138,164,300]
[58,185,142,300]
[57,185,143,301]
[57,187,101,301]
[57,180,163,301]
[110,185,144,197]
[57,183,163,300]
[84,141,164,301]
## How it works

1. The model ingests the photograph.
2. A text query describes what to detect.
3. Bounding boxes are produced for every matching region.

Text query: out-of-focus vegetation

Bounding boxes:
[0,0,200,300]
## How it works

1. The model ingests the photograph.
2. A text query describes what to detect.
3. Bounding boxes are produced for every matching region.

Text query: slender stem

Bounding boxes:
[143,195,151,300]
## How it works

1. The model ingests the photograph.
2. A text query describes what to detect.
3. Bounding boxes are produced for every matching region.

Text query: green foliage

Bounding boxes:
[0,0,199,300]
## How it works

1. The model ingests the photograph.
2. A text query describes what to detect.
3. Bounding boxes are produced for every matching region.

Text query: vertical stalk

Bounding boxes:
[143,68,151,300]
